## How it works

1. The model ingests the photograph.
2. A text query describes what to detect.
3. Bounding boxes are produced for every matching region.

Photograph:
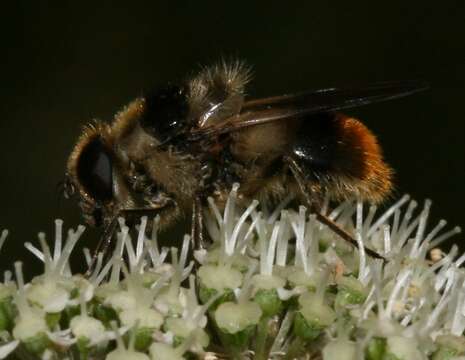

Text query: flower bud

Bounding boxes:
[253,289,282,318]
[365,337,387,360]
[294,292,335,340]
[385,336,424,360]
[335,276,367,308]
[214,301,262,349]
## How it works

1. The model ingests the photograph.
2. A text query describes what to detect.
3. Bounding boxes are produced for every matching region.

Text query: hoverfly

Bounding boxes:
[64,60,427,262]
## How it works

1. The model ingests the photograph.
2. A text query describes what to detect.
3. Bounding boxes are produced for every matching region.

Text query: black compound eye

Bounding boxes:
[77,138,113,202]
[140,84,189,142]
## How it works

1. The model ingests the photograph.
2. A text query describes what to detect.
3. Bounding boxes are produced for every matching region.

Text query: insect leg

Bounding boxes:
[86,207,169,276]
[192,197,208,250]
[86,216,118,277]
[284,156,385,261]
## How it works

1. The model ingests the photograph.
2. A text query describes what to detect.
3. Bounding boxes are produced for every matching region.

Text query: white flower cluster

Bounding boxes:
[0,185,463,360]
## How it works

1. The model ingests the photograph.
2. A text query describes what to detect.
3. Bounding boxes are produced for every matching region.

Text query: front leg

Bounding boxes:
[85,215,118,277]
[85,207,170,276]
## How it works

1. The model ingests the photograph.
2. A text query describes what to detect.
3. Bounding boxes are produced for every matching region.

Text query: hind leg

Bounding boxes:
[284,156,384,261]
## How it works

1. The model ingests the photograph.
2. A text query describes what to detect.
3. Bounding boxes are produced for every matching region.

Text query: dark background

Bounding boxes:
[0,2,463,276]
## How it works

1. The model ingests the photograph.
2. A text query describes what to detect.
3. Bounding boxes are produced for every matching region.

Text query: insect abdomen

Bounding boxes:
[292,113,393,203]
[292,113,337,172]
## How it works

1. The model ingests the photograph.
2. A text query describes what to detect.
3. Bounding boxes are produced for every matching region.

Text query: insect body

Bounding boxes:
[65,61,426,258]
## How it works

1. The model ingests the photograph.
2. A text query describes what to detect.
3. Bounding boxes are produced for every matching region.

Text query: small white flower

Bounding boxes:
[105,289,137,312]
[119,307,164,329]
[70,316,106,344]
[26,279,70,313]
[12,307,48,341]
[198,264,243,293]
[215,301,262,334]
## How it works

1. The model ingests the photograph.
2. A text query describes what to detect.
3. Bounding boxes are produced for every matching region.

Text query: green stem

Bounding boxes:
[209,313,243,359]
[217,330,242,359]
[254,317,270,360]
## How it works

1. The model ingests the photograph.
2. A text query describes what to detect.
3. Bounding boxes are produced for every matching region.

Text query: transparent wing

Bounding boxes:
[188,81,428,140]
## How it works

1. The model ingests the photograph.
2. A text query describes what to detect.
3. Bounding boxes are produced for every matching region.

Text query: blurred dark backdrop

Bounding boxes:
[0,1,463,275]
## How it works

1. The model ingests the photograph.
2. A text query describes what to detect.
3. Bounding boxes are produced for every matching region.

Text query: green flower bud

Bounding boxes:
[296,292,336,339]
[335,276,367,307]
[214,301,261,350]
[293,311,325,341]
[198,286,235,309]
[386,336,423,360]
[70,287,80,299]
[365,337,387,360]
[253,288,282,318]
[0,296,15,331]
[21,332,51,356]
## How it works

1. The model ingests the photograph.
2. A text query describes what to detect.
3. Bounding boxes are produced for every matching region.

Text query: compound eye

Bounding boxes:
[77,138,113,202]
[140,85,189,142]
